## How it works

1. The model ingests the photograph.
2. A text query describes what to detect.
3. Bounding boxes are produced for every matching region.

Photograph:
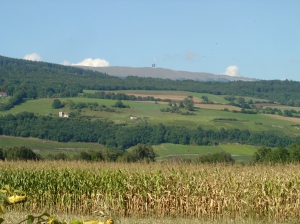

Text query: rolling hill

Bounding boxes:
[75,66,256,82]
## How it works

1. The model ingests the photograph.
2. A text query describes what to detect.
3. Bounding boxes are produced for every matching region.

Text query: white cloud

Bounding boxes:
[61,60,71,66]
[23,53,42,61]
[72,58,109,67]
[223,65,241,77]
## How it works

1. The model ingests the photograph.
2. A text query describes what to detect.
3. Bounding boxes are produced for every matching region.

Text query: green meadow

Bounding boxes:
[0,135,104,158]
[0,97,9,103]
[153,143,258,163]
[0,135,102,150]
[0,98,57,116]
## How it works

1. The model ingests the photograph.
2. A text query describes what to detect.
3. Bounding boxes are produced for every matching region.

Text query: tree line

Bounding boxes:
[4,144,300,165]
[0,144,155,162]
[83,91,160,102]
[253,143,300,164]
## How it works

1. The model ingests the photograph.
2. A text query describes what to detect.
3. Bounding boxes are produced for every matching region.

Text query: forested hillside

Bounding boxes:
[1,55,300,106]
[0,112,296,149]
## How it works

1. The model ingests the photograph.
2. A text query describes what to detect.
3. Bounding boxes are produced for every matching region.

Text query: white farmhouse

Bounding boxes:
[59,111,69,118]
[0,92,7,97]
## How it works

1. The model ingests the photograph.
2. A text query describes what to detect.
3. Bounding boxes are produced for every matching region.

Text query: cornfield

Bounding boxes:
[1,161,300,222]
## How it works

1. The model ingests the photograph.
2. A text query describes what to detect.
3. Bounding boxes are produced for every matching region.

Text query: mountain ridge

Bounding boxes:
[75,66,256,82]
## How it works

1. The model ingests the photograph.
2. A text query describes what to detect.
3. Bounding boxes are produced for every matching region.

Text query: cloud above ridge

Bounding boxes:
[71,58,109,67]
[223,65,241,77]
[23,53,42,61]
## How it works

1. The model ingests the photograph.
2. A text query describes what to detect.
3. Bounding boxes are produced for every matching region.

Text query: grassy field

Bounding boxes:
[153,143,257,163]
[0,135,103,157]
[0,97,9,103]
[0,98,58,116]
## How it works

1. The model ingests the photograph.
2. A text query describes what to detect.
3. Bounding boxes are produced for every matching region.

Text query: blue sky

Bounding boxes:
[1,0,299,81]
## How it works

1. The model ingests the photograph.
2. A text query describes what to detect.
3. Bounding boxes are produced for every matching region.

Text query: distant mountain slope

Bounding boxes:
[1,55,300,106]
[75,66,255,82]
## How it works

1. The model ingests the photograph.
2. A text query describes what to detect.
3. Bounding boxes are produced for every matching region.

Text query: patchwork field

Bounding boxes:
[67,107,298,134]
[0,91,299,135]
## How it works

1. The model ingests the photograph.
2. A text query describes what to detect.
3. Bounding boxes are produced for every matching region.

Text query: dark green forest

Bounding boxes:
[1,55,300,106]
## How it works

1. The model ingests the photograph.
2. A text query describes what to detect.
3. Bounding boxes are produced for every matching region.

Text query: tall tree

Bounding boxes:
[131,144,156,162]
[52,99,62,109]
[183,97,194,111]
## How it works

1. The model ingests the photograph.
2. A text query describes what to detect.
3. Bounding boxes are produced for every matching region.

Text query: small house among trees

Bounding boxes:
[0,92,7,97]
[59,111,69,118]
